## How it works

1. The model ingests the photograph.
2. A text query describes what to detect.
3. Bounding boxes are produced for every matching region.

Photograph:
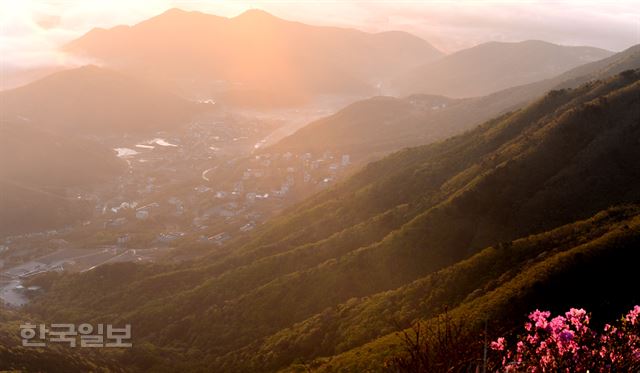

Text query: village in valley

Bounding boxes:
[0,106,354,306]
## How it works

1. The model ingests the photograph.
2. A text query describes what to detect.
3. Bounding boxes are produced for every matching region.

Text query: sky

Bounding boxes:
[1,0,639,69]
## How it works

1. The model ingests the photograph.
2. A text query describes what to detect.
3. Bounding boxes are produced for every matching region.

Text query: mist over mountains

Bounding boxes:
[392,40,613,97]
[1,6,639,373]
[19,67,640,373]
[63,8,442,106]
[0,65,203,136]
[271,44,639,162]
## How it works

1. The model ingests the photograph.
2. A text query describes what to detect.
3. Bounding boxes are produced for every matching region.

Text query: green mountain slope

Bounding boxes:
[0,307,125,372]
[270,44,640,162]
[24,70,640,371]
[300,205,640,372]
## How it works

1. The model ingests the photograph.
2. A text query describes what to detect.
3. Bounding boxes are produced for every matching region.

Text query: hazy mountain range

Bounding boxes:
[392,40,613,97]
[63,8,442,106]
[271,44,640,162]
[19,68,640,371]
[59,9,615,106]
[1,7,639,372]
[0,119,125,235]
[0,65,203,136]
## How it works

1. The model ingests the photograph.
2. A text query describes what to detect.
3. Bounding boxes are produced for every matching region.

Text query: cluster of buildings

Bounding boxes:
[3,116,355,265]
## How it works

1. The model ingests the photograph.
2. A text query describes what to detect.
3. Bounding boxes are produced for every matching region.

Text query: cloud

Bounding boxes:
[0,0,172,69]
[333,1,640,52]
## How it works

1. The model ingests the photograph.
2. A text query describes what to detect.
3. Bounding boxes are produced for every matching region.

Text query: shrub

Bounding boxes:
[491,305,640,372]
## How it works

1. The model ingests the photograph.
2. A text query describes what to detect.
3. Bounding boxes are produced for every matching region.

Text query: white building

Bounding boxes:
[341,154,351,166]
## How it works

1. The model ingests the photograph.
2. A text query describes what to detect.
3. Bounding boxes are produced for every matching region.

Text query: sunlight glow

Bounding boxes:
[1,0,639,71]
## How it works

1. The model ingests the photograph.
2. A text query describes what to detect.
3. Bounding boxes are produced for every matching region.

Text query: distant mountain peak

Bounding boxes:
[393,39,614,97]
[236,8,275,18]
[143,7,214,25]
[62,7,443,101]
[162,7,189,15]
[156,7,207,18]
[234,8,279,22]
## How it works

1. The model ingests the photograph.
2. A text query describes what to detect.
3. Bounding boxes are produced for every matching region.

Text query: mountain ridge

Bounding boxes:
[0,118,126,235]
[62,8,443,106]
[26,69,640,371]
[0,65,202,135]
[269,44,639,162]
[392,39,613,97]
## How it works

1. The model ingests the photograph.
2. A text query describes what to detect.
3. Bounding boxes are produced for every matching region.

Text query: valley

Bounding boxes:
[0,97,360,307]
[1,4,639,372]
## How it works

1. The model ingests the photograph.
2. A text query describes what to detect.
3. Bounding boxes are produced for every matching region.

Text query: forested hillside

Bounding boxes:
[270,44,640,162]
[298,205,640,371]
[23,69,640,371]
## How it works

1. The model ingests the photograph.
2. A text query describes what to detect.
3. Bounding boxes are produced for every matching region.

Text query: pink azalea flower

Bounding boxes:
[491,337,506,351]
[625,305,640,325]
[492,305,640,372]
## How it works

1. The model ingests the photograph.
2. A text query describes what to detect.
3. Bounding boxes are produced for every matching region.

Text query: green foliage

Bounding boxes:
[21,70,640,372]
[0,309,125,372]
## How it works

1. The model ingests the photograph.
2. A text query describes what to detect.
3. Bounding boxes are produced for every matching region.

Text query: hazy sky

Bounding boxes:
[1,0,639,69]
